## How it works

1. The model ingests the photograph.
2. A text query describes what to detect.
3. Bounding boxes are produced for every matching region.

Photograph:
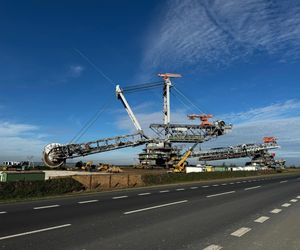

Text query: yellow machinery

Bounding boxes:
[173,143,198,173]
[81,161,93,171]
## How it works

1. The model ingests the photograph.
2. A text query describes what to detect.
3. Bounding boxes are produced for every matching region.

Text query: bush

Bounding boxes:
[142,170,277,185]
[0,178,85,200]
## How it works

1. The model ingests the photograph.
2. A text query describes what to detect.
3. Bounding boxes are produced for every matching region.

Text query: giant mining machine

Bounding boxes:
[43,73,232,168]
[192,137,285,169]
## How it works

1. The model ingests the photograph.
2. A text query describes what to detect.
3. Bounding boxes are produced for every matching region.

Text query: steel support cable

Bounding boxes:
[69,102,110,143]
[173,85,206,114]
[122,81,164,93]
[73,48,115,86]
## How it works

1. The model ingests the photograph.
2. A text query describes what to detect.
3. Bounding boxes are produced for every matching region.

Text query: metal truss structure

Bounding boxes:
[192,138,285,168]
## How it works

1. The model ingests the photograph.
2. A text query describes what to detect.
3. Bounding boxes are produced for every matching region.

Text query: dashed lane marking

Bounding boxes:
[297,196,300,199]
[290,199,298,202]
[254,216,270,223]
[124,200,188,215]
[221,183,227,186]
[280,180,288,183]
[231,227,251,237]
[206,191,235,198]
[229,183,234,185]
[203,244,223,250]
[0,212,7,215]
[202,185,209,188]
[190,187,198,189]
[138,193,151,196]
[270,209,282,214]
[78,200,98,204]
[282,203,291,207]
[176,188,185,191]
[213,184,219,187]
[159,190,170,193]
[33,205,60,210]
[112,196,128,199]
[0,224,71,241]
[244,185,261,191]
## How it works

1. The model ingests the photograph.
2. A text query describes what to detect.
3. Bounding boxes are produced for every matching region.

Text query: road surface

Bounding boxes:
[1,173,300,249]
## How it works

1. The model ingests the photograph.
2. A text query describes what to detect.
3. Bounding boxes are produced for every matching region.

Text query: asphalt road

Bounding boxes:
[1,173,300,250]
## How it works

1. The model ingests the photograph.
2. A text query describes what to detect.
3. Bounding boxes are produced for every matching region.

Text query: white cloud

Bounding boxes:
[0,121,46,162]
[69,65,84,78]
[143,0,300,71]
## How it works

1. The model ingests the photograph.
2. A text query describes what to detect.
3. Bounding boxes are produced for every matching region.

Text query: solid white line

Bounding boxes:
[290,199,298,202]
[138,192,151,196]
[0,211,7,215]
[203,244,223,250]
[213,184,219,187]
[159,190,169,193]
[190,187,198,189]
[0,224,71,241]
[33,205,60,210]
[280,180,288,183]
[244,185,261,191]
[231,227,251,237]
[206,191,235,198]
[270,208,282,214]
[78,200,98,204]
[176,188,185,191]
[282,203,291,207]
[124,200,188,215]
[254,216,270,223]
[202,185,209,188]
[112,196,128,199]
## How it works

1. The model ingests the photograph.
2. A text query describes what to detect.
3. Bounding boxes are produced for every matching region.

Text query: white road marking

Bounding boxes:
[176,188,185,191]
[190,187,198,189]
[231,227,251,237]
[270,208,282,214]
[78,200,98,204]
[297,196,300,199]
[202,185,209,188]
[112,196,128,199]
[236,181,241,184]
[213,184,219,187]
[159,190,170,193]
[254,216,270,223]
[33,205,60,210]
[203,244,223,250]
[0,224,71,241]
[124,200,188,215]
[221,183,227,186]
[290,199,298,202]
[206,191,235,198]
[280,180,288,183]
[282,203,291,207]
[229,182,234,185]
[138,193,151,196]
[0,211,7,215]
[242,181,247,183]
[244,185,261,191]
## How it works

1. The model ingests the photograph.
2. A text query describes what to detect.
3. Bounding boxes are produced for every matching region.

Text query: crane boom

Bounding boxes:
[116,85,143,133]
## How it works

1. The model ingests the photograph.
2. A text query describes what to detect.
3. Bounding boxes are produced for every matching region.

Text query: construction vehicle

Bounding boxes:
[173,143,199,173]
[43,73,232,169]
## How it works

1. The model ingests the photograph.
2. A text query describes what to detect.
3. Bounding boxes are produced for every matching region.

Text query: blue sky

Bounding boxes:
[1,0,300,165]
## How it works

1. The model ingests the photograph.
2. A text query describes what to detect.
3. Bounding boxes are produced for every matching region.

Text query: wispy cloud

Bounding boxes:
[0,121,46,161]
[68,65,84,78]
[143,0,300,71]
